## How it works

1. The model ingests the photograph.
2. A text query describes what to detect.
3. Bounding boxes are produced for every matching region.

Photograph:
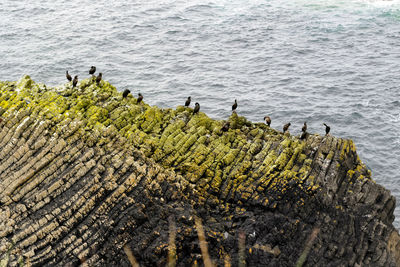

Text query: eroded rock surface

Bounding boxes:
[0,76,398,266]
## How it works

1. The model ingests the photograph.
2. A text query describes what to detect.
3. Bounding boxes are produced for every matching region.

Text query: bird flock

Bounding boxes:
[66,66,143,103]
[66,66,331,139]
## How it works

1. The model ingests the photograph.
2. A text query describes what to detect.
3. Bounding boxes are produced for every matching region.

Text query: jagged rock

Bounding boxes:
[0,75,398,266]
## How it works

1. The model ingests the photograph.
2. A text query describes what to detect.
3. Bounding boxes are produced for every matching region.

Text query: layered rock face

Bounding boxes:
[0,76,398,266]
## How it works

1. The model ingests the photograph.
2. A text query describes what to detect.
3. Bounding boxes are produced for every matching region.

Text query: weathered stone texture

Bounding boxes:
[0,76,398,266]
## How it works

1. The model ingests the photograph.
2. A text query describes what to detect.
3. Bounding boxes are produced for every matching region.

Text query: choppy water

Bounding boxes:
[0,0,399,228]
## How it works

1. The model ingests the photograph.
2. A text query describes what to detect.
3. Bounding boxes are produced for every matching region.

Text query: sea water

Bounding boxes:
[0,0,399,228]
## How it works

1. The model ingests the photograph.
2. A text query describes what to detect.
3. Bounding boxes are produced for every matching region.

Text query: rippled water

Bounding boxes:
[0,0,399,228]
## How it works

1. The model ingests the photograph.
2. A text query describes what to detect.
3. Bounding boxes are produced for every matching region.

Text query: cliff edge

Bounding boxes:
[0,76,398,266]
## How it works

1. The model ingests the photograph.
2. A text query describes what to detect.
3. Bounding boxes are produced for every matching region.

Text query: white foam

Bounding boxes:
[358,0,400,7]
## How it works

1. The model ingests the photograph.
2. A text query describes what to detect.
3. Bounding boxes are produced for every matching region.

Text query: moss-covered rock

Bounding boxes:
[0,76,398,266]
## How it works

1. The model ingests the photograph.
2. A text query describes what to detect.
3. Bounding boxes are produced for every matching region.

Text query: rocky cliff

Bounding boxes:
[0,76,398,266]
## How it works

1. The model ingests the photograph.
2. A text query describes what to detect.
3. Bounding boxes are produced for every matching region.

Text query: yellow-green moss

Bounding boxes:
[0,75,370,205]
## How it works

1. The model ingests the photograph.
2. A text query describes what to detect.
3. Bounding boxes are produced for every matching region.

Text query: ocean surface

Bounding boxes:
[0,0,399,228]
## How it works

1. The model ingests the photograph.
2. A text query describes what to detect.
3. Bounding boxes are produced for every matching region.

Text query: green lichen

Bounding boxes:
[0,75,371,208]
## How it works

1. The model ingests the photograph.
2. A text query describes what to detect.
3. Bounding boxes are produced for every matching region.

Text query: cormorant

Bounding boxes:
[89,66,96,75]
[193,102,200,115]
[185,96,191,107]
[221,121,230,132]
[72,76,78,88]
[264,116,271,126]
[323,123,330,135]
[283,122,291,132]
[96,73,102,85]
[66,71,72,82]
[137,93,143,104]
[302,122,307,132]
[232,99,237,111]
[122,89,130,98]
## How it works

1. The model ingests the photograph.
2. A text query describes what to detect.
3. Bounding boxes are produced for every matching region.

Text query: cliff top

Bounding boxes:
[0,75,398,266]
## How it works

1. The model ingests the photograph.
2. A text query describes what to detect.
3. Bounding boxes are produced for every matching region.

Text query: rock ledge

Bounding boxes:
[0,76,398,266]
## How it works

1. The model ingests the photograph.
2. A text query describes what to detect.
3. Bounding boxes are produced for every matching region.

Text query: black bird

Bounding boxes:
[221,121,230,132]
[302,122,307,132]
[300,131,308,140]
[66,71,72,82]
[185,96,191,107]
[264,116,271,126]
[122,89,130,98]
[323,123,330,135]
[193,102,200,115]
[72,76,78,88]
[137,93,143,104]
[232,99,238,111]
[89,66,96,75]
[96,73,102,85]
[283,122,291,132]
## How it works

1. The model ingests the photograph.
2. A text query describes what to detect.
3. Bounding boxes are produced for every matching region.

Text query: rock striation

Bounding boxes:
[0,75,399,266]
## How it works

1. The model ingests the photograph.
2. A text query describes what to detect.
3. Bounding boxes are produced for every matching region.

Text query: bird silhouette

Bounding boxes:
[137,93,143,104]
[232,99,238,111]
[193,102,200,115]
[72,76,78,88]
[323,123,330,135]
[185,96,191,107]
[264,116,271,126]
[283,122,291,132]
[96,73,102,85]
[122,89,130,98]
[302,122,307,132]
[66,71,72,82]
[89,66,96,75]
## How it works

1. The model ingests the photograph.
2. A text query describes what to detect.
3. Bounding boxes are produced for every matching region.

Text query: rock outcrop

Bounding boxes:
[0,75,398,266]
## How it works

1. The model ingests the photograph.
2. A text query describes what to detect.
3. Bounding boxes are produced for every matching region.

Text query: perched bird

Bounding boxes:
[185,96,191,107]
[89,66,96,75]
[221,121,230,132]
[137,93,143,104]
[122,89,130,98]
[323,123,330,135]
[72,76,78,88]
[96,73,102,85]
[302,122,307,132]
[193,102,200,115]
[300,131,307,140]
[264,116,271,126]
[232,99,238,111]
[283,122,291,132]
[66,71,72,82]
